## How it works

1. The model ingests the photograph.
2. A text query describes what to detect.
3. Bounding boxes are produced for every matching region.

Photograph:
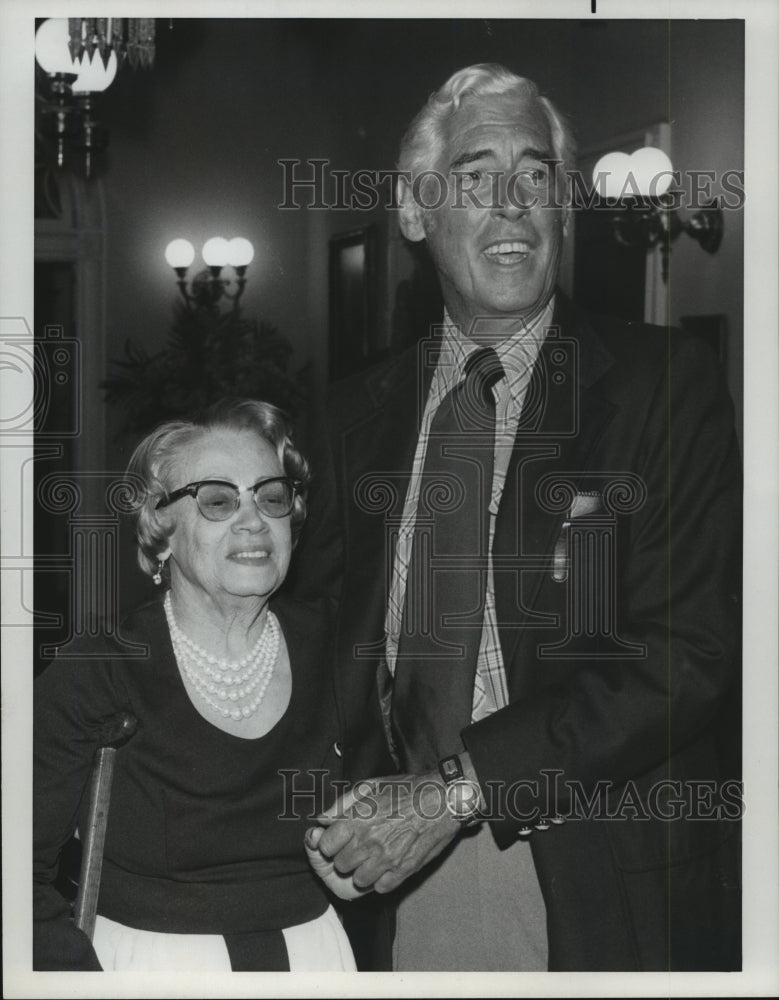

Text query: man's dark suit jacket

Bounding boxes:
[295,293,742,971]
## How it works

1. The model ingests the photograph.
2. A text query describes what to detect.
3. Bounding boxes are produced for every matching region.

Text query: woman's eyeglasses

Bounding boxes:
[156,477,300,522]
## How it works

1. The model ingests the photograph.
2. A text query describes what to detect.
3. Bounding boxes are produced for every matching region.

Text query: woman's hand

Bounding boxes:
[305,825,373,900]
[305,786,373,900]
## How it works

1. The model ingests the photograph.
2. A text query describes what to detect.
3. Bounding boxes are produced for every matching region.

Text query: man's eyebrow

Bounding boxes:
[525,147,554,162]
[449,148,494,170]
[449,146,555,170]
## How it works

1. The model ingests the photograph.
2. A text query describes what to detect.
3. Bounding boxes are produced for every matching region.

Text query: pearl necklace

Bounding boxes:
[164,593,279,721]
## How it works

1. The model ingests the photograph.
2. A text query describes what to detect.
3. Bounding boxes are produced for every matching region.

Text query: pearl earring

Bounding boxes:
[153,559,167,586]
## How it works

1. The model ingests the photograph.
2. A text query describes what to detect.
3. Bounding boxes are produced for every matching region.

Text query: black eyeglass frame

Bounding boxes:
[155,476,302,520]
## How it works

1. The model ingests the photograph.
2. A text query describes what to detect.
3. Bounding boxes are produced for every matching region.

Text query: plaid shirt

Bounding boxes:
[385,300,553,728]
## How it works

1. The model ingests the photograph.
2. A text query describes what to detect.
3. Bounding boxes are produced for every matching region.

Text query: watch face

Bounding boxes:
[445,779,482,820]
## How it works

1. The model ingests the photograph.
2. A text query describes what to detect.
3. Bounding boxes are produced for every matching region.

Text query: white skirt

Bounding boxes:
[92,905,356,972]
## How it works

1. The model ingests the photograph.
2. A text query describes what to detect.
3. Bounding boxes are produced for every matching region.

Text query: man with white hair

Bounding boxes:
[306,64,741,971]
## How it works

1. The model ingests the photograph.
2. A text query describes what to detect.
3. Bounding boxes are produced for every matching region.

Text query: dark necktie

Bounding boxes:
[392,347,504,771]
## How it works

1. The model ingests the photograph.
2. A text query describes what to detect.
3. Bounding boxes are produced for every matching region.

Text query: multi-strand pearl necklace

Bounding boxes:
[164,592,279,722]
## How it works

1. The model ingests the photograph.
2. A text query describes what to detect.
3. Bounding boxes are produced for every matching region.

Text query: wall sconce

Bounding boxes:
[592,147,723,283]
[35,18,155,179]
[165,237,255,309]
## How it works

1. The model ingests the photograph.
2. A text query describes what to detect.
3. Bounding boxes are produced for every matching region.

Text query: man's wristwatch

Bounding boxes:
[438,754,484,826]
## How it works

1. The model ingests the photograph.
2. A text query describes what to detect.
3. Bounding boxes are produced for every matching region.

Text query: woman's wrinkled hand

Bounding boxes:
[305,786,374,901]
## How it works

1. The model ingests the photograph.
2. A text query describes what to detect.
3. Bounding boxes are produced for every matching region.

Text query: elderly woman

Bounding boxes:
[33,398,357,972]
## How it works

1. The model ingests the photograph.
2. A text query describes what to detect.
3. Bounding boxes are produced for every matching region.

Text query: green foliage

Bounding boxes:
[101,299,306,436]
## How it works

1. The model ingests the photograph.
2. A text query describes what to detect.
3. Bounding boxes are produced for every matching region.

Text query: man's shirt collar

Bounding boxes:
[436,298,555,400]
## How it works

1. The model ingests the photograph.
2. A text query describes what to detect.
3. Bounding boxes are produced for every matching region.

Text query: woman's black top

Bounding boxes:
[33,594,343,970]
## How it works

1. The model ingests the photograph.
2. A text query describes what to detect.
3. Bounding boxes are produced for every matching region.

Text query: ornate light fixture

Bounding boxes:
[64,17,156,69]
[165,237,256,309]
[104,234,303,434]
[35,18,155,179]
[592,147,723,283]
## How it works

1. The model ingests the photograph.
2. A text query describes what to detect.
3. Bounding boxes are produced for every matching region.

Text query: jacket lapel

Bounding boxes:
[494,295,618,673]
[338,342,432,550]
[333,342,436,665]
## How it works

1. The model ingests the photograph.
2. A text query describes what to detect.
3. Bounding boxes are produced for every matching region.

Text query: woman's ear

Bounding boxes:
[397,174,427,243]
[154,503,176,543]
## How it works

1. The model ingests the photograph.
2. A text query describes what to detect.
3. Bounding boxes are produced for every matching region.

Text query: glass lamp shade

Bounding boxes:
[226,238,255,268]
[165,239,196,269]
[35,19,77,75]
[594,147,675,200]
[71,50,118,94]
[592,152,631,199]
[201,237,230,268]
[629,147,674,197]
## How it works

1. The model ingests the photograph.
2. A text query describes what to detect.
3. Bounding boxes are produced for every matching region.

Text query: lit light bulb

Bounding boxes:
[630,147,674,198]
[592,152,631,200]
[35,19,77,75]
[165,239,196,269]
[202,237,230,268]
[71,50,118,94]
[226,238,255,268]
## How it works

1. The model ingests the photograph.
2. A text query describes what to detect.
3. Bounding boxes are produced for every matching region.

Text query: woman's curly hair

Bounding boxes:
[125,398,311,579]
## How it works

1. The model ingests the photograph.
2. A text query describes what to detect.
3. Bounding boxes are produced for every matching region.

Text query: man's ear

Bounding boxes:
[562,202,571,236]
[397,174,427,243]
[556,164,572,237]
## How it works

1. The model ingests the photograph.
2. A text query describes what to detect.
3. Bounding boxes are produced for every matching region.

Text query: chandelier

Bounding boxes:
[35,18,156,179]
[63,18,156,69]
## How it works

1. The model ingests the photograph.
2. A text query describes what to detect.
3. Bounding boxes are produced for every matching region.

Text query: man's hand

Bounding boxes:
[308,770,462,894]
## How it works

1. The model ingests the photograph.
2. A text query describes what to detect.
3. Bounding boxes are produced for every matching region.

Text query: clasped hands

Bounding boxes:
[304,769,462,899]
